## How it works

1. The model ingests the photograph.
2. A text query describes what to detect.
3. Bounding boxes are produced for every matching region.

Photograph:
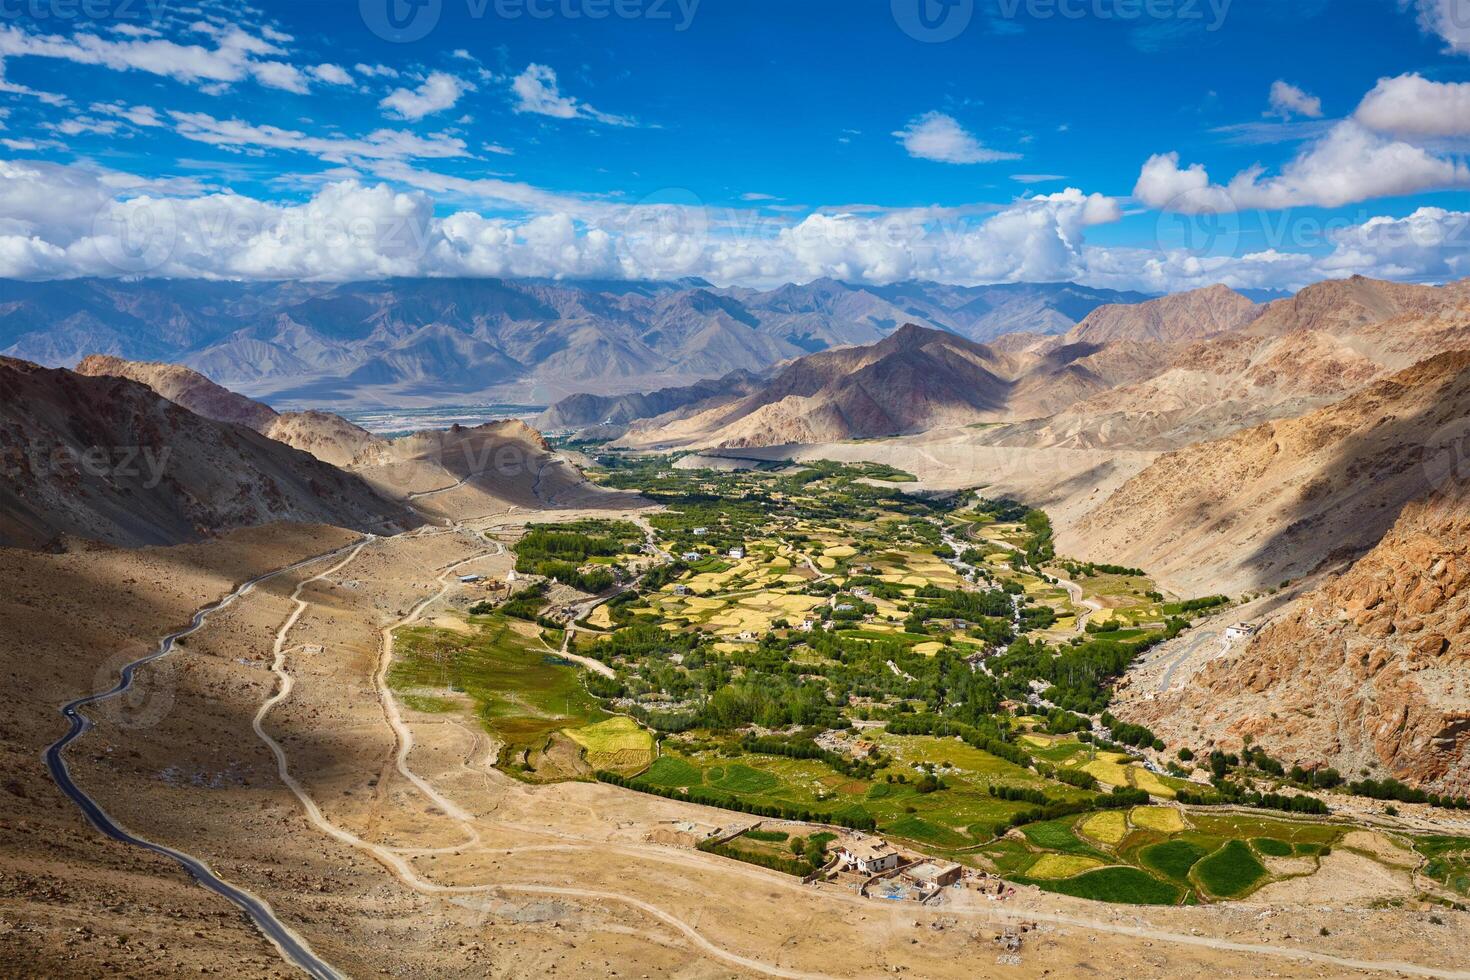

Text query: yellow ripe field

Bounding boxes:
[1131,806,1186,833]
[564,717,656,771]
[1131,768,1179,799]
[913,641,945,656]
[1082,756,1132,788]
[1027,854,1106,879]
[1080,810,1129,845]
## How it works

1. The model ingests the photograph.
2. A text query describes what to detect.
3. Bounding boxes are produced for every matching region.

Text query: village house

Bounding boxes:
[674,584,690,595]
[682,552,702,562]
[458,574,484,584]
[728,546,746,560]
[905,860,964,890]
[837,838,902,875]
[692,527,708,536]
[1225,622,1259,642]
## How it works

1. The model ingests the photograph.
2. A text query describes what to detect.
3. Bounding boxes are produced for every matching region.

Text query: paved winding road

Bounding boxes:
[43,546,358,980]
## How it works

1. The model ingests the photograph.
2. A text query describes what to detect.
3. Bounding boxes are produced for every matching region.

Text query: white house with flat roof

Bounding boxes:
[837,838,901,875]
[1225,622,1259,642]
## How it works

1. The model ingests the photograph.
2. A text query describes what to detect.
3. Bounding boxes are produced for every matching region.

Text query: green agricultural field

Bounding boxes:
[1416,836,1470,896]
[390,616,629,778]
[642,755,702,788]
[708,763,781,794]
[886,814,971,849]
[656,742,1029,849]
[398,693,455,713]
[1193,840,1269,898]
[1188,813,1345,847]
[1025,866,1183,905]
[1252,837,1294,858]
[1021,819,1109,859]
[1139,840,1210,884]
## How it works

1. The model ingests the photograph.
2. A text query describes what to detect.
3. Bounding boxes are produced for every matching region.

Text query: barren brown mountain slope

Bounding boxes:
[70,355,616,513]
[1066,350,1470,597]
[1247,275,1470,337]
[1064,283,1260,345]
[355,419,638,522]
[0,524,366,977]
[977,275,1470,451]
[534,368,765,431]
[1119,474,1470,797]
[76,354,390,468]
[614,323,1164,449]
[76,354,280,431]
[0,358,414,550]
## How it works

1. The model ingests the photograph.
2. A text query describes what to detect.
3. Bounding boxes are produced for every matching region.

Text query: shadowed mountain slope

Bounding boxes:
[0,358,415,550]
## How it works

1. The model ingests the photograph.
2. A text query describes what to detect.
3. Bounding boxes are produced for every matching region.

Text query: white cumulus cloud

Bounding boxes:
[1134,121,1470,212]
[1267,80,1323,120]
[510,64,634,127]
[1354,73,1470,138]
[893,112,1020,164]
[379,71,473,121]
[1410,0,1470,55]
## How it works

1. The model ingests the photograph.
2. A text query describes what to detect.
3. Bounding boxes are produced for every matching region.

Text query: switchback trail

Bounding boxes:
[42,543,362,980]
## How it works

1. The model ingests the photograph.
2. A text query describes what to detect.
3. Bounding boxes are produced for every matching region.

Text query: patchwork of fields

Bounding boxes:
[384,456,1470,910]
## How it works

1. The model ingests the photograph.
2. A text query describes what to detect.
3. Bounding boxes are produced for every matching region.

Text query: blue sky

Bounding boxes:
[0,0,1466,291]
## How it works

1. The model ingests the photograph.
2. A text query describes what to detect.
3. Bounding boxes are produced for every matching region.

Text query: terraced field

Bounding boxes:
[980,806,1369,905]
[390,614,646,780]
[649,737,1057,848]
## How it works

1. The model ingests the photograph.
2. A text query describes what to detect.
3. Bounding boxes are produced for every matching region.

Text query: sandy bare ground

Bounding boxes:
[6,521,1470,978]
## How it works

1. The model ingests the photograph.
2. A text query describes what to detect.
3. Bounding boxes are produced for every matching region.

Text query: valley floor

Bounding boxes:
[5,512,1470,978]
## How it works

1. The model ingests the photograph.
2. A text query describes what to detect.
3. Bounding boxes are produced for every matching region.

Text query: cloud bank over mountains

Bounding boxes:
[0,156,1461,295]
[0,6,1464,295]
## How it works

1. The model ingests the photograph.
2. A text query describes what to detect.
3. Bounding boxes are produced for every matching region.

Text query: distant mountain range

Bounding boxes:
[0,277,1150,409]
[605,284,1267,449]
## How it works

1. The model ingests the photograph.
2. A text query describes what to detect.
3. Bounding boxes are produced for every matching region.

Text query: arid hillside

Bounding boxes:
[76,355,391,469]
[0,358,415,550]
[535,368,765,432]
[354,419,624,518]
[977,276,1470,452]
[1063,283,1260,345]
[614,323,1161,449]
[1121,474,1470,797]
[1066,351,1470,596]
